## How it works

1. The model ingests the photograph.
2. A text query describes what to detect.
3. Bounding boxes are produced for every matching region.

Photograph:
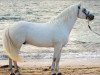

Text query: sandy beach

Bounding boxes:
[0,59,100,75]
[0,0,100,75]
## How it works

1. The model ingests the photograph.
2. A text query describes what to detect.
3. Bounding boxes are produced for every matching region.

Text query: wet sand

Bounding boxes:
[0,66,100,75]
[0,59,100,75]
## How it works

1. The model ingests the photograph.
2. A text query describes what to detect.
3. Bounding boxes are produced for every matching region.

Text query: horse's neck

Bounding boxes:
[50,6,78,33]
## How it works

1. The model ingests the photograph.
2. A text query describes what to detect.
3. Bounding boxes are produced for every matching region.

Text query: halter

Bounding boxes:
[88,21,100,36]
[77,6,99,36]
[82,9,90,19]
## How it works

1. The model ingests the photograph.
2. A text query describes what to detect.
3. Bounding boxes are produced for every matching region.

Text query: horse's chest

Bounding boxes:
[61,33,68,45]
[54,29,69,45]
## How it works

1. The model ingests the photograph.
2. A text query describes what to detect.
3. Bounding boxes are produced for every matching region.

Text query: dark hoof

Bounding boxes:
[52,73,56,75]
[57,73,62,75]
[10,73,15,75]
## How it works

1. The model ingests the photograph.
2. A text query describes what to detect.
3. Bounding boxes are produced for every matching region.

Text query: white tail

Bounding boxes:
[3,28,22,61]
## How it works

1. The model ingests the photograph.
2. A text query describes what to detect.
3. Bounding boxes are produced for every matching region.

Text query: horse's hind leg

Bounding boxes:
[9,58,14,75]
[9,58,21,75]
[13,61,21,75]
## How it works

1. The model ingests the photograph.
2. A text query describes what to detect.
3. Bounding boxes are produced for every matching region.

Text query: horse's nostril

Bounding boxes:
[89,14,94,20]
[87,14,94,21]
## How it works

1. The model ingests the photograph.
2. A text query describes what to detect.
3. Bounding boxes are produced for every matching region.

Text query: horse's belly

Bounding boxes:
[26,37,53,47]
[30,41,53,47]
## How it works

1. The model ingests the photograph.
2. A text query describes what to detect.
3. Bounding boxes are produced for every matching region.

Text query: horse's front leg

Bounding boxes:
[51,43,62,75]
[13,61,21,75]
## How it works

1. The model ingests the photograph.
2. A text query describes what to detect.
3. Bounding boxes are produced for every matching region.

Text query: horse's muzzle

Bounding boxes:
[86,14,94,21]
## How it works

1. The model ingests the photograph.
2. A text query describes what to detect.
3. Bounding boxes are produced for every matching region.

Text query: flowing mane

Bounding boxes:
[49,4,79,23]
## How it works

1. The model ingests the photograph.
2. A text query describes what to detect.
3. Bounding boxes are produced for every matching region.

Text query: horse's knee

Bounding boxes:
[53,57,60,63]
[53,58,56,62]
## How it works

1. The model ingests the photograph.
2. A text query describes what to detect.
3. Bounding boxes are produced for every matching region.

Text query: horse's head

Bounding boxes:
[77,4,94,21]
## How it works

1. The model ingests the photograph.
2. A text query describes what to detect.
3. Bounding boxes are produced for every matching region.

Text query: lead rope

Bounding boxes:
[87,21,99,57]
[88,20,100,36]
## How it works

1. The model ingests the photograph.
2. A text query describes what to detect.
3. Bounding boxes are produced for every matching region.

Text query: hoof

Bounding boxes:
[52,73,56,75]
[57,73,62,75]
[10,73,15,75]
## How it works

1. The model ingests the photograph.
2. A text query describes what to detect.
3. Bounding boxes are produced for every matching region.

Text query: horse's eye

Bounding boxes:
[82,8,86,13]
[78,6,80,9]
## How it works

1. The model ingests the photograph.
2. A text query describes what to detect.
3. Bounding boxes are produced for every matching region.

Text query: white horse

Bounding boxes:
[3,3,94,75]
